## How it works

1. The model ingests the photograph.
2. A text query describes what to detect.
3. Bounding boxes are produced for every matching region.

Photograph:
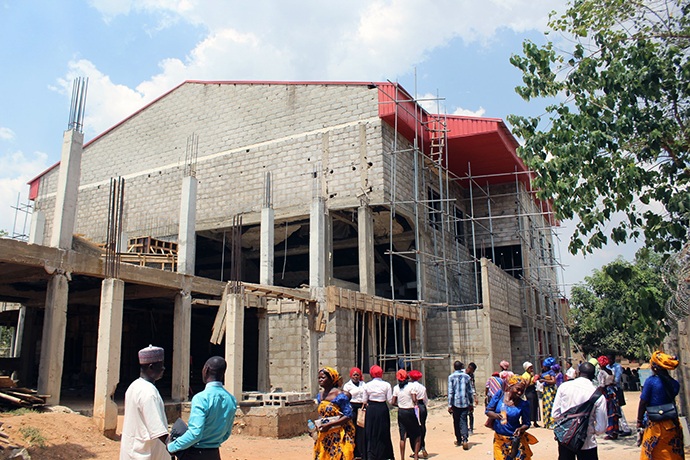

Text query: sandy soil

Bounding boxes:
[0,391,686,459]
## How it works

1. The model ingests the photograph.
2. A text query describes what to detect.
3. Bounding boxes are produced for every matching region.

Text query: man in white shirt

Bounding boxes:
[119,345,169,460]
[552,362,607,460]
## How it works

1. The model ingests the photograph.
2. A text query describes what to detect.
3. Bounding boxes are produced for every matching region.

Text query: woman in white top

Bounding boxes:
[343,367,366,459]
[362,365,395,460]
[409,370,428,458]
[392,369,421,460]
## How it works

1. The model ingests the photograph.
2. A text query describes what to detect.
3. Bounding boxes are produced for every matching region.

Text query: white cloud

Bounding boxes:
[0,127,15,141]
[0,150,50,234]
[453,106,487,117]
[72,0,566,135]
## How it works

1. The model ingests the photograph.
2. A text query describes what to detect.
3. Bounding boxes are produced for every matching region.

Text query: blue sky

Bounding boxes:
[0,0,641,292]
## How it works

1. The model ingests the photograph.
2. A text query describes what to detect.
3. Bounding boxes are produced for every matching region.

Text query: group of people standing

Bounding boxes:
[313,365,429,460]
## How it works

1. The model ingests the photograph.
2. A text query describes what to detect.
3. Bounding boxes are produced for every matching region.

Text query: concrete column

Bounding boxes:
[177,176,198,275]
[172,292,192,401]
[51,130,84,249]
[17,307,37,387]
[38,273,69,405]
[225,293,244,398]
[358,205,375,295]
[29,210,45,245]
[260,207,274,285]
[309,197,326,289]
[257,311,269,392]
[93,279,124,438]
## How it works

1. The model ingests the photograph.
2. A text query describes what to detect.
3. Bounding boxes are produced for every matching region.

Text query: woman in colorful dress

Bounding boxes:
[314,367,356,460]
[539,357,557,428]
[521,362,540,428]
[597,355,621,440]
[552,364,564,388]
[485,375,538,460]
[362,365,395,460]
[637,351,684,460]
[343,367,366,460]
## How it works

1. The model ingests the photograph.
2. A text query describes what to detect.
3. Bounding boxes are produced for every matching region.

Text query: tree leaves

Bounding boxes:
[509,0,690,255]
[569,249,672,358]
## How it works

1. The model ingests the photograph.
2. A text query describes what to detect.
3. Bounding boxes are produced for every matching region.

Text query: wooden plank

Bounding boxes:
[0,377,16,389]
[210,284,230,345]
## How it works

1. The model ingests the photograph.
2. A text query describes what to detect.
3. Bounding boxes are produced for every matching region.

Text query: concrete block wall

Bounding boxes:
[35,83,387,244]
[317,308,356,379]
[267,312,311,392]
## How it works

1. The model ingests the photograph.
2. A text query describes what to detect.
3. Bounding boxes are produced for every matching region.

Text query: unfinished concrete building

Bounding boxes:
[0,80,569,435]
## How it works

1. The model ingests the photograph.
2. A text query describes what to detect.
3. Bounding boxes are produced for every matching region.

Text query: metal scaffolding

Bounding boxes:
[374,80,573,376]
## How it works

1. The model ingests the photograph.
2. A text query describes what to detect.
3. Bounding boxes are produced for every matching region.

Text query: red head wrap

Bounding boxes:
[409,370,423,381]
[350,367,362,378]
[396,369,408,381]
[597,356,609,367]
[369,365,383,378]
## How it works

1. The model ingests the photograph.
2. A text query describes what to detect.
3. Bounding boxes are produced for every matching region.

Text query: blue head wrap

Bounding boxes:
[543,357,555,368]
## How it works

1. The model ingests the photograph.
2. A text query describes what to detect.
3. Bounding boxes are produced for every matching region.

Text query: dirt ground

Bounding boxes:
[0,391,687,459]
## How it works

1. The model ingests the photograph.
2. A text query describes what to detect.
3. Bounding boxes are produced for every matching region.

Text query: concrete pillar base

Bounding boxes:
[38,273,69,405]
[172,292,192,401]
[93,278,124,439]
[225,294,244,398]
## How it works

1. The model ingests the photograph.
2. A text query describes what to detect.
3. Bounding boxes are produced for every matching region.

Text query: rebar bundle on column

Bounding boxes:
[105,177,125,279]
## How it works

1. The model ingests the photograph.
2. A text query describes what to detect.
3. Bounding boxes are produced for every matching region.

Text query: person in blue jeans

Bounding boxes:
[448,361,474,450]
[485,375,538,460]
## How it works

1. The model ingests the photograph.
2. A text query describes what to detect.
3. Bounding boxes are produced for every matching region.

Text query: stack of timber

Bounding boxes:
[0,377,46,408]
[100,236,178,271]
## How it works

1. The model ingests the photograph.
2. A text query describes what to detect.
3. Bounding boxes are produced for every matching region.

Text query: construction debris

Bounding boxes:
[0,377,46,408]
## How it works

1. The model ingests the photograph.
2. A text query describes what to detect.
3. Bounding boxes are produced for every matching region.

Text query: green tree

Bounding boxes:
[569,249,672,358]
[508,0,690,255]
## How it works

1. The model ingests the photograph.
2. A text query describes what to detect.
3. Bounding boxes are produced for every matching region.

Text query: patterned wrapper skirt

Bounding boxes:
[314,400,355,460]
[493,432,538,460]
[542,384,556,428]
[604,385,621,436]
[640,418,684,460]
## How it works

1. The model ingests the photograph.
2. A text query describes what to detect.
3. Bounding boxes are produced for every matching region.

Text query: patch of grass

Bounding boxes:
[4,407,38,416]
[19,426,46,448]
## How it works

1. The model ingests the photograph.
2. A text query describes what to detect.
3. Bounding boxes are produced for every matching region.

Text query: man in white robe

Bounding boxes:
[120,345,169,460]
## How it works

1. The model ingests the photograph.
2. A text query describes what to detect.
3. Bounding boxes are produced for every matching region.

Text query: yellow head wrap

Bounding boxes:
[320,367,341,385]
[508,375,524,387]
[650,351,679,370]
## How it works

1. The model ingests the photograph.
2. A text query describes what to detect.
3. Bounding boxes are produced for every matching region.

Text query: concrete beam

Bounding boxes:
[260,207,274,285]
[51,130,84,250]
[38,273,69,405]
[0,238,225,297]
[172,292,192,401]
[93,278,124,438]
[225,293,244,398]
[178,176,198,275]
[358,205,375,295]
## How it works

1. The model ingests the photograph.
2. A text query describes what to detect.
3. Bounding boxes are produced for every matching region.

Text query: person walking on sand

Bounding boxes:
[119,345,169,460]
[552,362,607,460]
[448,361,473,450]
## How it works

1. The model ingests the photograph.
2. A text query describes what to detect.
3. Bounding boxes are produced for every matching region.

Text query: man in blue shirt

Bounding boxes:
[448,360,474,450]
[168,356,237,459]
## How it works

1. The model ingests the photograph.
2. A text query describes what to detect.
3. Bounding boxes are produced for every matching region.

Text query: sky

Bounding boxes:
[0,0,642,294]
